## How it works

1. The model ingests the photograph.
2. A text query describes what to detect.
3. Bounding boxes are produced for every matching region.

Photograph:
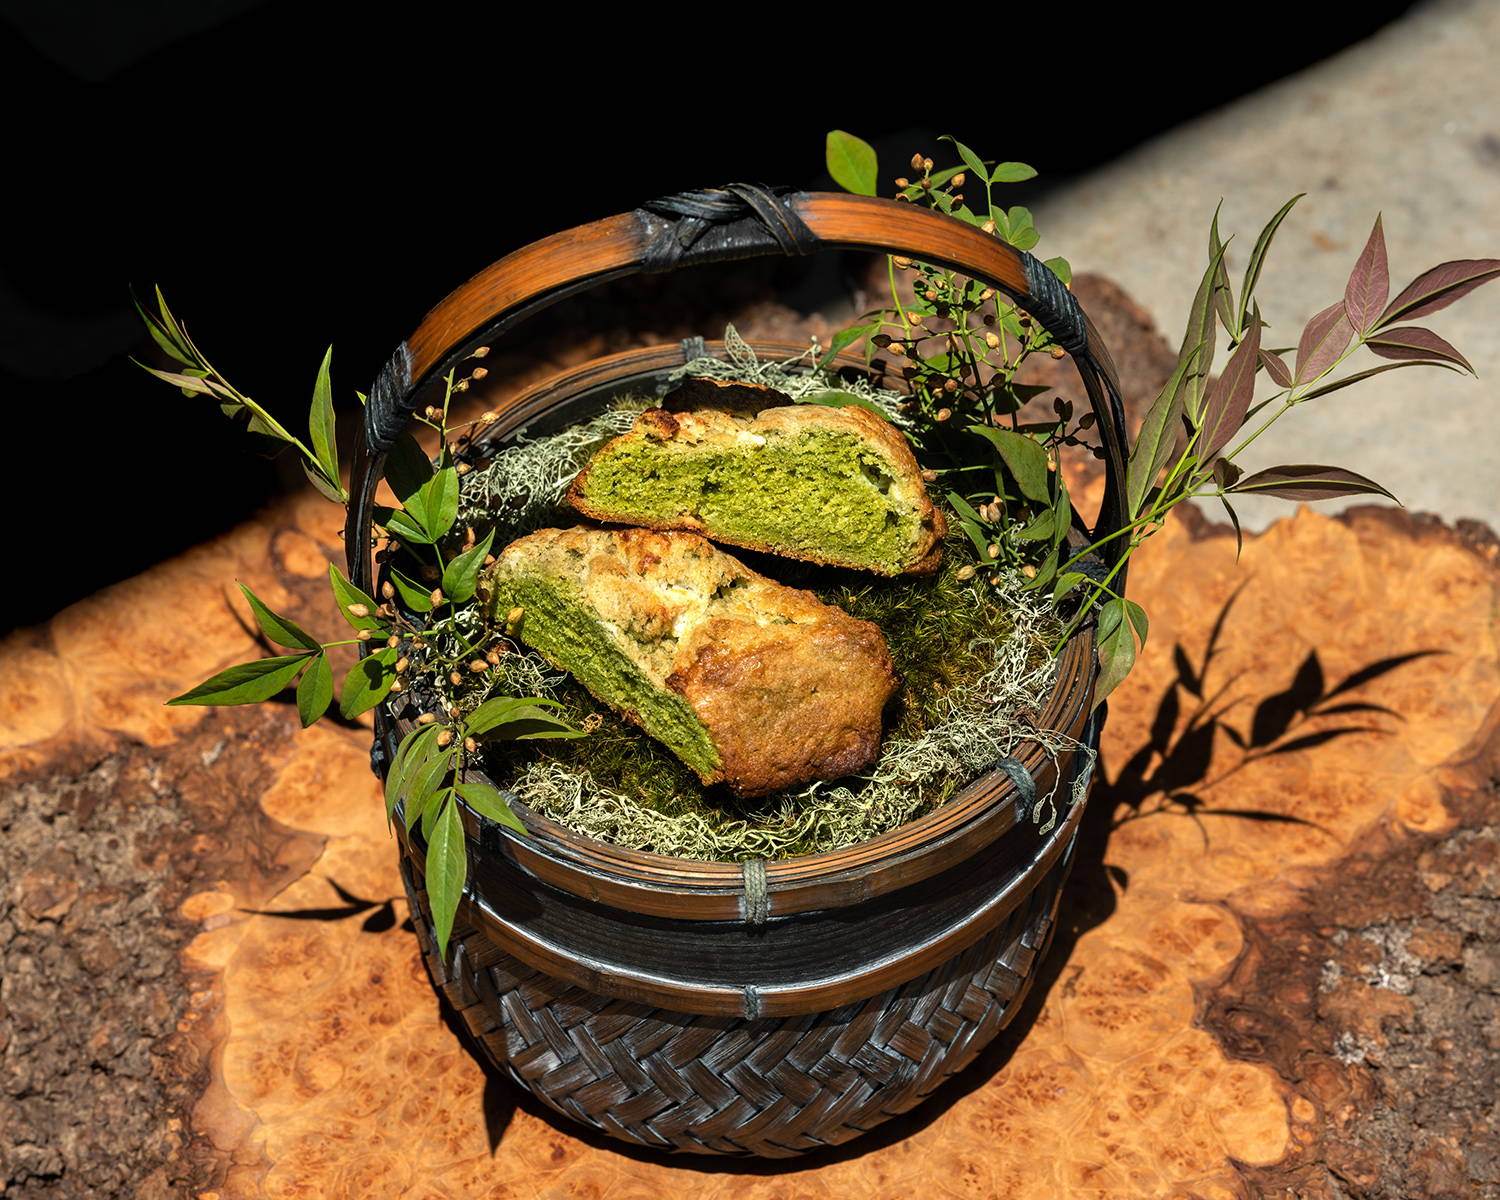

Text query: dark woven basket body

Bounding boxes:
[350,190,1131,1157]
[401,836,1077,1157]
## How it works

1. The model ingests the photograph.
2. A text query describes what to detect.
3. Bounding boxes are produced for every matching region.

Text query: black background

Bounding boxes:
[1,3,1415,631]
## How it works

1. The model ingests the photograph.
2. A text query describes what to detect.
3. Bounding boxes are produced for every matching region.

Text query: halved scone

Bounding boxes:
[485,527,898,797]
[567,379,946,576]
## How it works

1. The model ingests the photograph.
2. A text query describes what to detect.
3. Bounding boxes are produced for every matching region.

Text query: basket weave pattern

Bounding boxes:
[401,841,1074,1157]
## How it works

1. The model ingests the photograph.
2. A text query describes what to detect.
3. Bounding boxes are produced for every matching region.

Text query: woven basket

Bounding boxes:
[345,188,1130,1157]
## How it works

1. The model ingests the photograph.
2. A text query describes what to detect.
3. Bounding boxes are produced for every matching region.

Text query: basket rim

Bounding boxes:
[387,337,1099,924]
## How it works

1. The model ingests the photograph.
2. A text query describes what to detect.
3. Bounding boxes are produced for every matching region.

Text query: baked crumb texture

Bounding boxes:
[486,527,899,797]
[567,379,946,577]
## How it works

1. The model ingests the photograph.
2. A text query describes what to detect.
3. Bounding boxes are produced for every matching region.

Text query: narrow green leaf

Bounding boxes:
[1209,203,1238,339]
[1237,194,1304,336]
[1219,495,1245,560]
[238,583,320,650]
[1123,599,1149,647]
[167,654,310,706]
[1094,599,1138,707]
[308,346,339,491]
[1097,596,1125,643]
[390,569,436,613]
[825,130,878,196]
[383,508,434,545]
[456,780,527,835]
[968,426,1050,502]
[339,646,398,719]
[465,695,570,737]
[1020,544,1060,592]
[385,723,441,827]
[940,137,989,189]
[1053,571,1089,603]
[132,289,195,366]
[138,364,218,396]
[295,653,333,728]
[405,750,454,831]
[944,491,992,558]
[419,468,460,541]
[990,161,1038,183]
[818,321,876,368]
[328,564,385,630]
[384,434,434,507]
[1180,236,1230,422]
[302,459,345,504]
[1126,343,1203,518]
[426,795,468,959]
[1050,477,1073,550]
[441,529,495,605]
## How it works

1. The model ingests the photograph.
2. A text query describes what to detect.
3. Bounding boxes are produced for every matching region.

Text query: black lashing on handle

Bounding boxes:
[1019,251,1088,357]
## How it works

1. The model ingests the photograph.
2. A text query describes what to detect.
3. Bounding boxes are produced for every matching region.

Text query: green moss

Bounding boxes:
[578,429,920,572]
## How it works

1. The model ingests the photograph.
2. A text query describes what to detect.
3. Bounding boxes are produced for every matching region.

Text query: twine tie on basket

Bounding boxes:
[640,184,817,272]
[993,757,1038,824]
[740,857,770,926]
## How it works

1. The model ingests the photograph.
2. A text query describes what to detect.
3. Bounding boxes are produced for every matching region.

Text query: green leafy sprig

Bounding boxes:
[142,295,583,957]
[824,131,1498,704]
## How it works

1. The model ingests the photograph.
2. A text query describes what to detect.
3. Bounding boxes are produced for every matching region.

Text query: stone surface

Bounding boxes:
[1033,0,1500,533]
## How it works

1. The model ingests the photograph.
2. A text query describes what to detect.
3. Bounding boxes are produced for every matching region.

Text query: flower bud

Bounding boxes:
[952,172,966,188]
[455,462,471,476]
[429,588,444,606]
[469,659,489,673]
[892,255,912,269]
[472,346,491,359]
[956,565,976,581]
[416,713,438,725]
[346,603,370,618]
[943,379,958,394]
[981,220,996,234]
[1051,346,1067,359]
[910,153,925,171]
[920,469,937,483]
[979,287,995,301]
[436,729,453,747]
[424,405,442,420]
[390,679,406,694]
[356,629,372,642]
[464,737,478,754]
[987,544,1000,559]
[395,657,409,674]
[471,367,488,381]
[381,581,395,599]
[935,407,952,422]
[894,177,910,188]
[985,332,1000,349]
[480,410,499,425]
[450,671,464,687]
[1022,564,1038,579]
[387,634,401,648]
[486,648,503,665]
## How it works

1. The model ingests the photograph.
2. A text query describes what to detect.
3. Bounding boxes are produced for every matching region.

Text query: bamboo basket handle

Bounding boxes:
[345,186,1131,597]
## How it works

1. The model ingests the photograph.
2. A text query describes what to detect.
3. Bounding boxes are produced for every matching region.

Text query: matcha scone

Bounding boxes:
[486,527,898,797]
[567,379,946,576]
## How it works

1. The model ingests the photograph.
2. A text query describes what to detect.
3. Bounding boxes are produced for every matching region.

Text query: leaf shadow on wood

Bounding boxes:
[421,588,1444,1170]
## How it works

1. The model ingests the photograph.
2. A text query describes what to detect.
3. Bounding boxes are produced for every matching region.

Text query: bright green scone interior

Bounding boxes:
[578,430,919,571]
[490,573,723,781]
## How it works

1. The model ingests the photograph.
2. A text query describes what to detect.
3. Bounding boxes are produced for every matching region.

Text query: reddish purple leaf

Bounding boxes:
[1259,349,1293,388]
[1294,301,1354,385]
[1228,463,1397,502]
[1343,214,1388,333]
[1379,258,1500,326]
[1200,319,1262,460]
[1366,325,1474,372]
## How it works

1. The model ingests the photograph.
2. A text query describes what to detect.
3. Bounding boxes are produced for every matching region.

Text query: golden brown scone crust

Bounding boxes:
[566,381,947,577]
[494,527,899,796]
